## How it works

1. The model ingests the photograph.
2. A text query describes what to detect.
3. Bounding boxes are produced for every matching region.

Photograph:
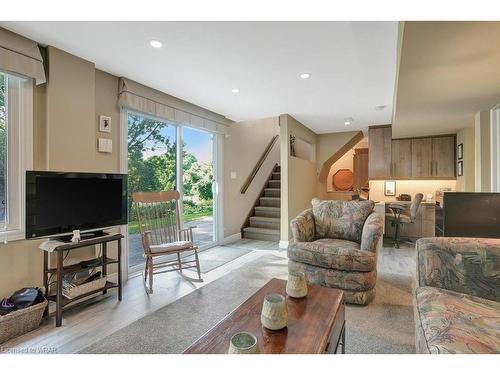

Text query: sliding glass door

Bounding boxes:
[182,127,215,247]
[127,112,177,269]
[126,111,218,273]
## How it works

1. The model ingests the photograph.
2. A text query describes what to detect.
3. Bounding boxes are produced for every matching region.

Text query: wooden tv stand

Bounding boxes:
[42,233,123,327]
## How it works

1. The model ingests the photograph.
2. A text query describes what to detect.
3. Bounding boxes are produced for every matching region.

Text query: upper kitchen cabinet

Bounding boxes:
[411,138,433,178]
[432,136,455,178]
[368,125,456,179]
[391,139,412,178]
[368,125,392,179]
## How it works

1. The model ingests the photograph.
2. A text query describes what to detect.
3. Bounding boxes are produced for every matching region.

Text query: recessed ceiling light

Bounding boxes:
[231,88,240,93]
[375,105,387,111]
[149,40,163,48]
[344,117,354,125]
[300,73,311,79]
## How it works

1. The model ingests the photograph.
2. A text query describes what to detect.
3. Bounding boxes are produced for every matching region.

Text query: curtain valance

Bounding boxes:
[118,77,232,133]
[0,27,46,84]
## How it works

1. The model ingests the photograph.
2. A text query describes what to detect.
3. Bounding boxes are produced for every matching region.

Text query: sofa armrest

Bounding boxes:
[360,212,383,253]
[290,209,315,243]
[416,237,500,302]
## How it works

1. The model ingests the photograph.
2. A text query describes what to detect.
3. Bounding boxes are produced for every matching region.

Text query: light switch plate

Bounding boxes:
[230,171,237,180]
[98,138,112,153]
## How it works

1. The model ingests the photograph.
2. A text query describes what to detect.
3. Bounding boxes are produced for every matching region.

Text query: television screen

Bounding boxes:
[443,192,500,238]
[26,171,127,239]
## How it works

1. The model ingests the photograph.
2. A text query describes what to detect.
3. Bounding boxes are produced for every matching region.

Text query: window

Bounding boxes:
[0,71,33,241]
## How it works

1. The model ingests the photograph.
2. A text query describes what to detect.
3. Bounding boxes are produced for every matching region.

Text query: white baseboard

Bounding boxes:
[279,240,289,249]
[221,232,242,245]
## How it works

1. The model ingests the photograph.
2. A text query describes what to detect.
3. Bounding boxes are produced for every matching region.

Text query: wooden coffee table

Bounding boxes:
[183,278,345,354]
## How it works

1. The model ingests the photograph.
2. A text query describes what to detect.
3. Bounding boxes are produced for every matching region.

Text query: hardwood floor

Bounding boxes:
[1,240,283,354]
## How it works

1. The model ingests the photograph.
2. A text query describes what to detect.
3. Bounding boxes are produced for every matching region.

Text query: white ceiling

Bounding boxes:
[2,21,398,133]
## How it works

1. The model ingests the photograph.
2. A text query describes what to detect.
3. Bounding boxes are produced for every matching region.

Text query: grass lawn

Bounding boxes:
[128,208,213,235]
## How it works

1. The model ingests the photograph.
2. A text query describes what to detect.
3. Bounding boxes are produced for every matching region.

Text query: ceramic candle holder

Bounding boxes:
[261,293,287,330]
[286,271,308,298]
[228,332,259,354]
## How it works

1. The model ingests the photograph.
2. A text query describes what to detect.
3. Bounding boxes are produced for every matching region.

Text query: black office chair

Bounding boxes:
[386,193,423,248]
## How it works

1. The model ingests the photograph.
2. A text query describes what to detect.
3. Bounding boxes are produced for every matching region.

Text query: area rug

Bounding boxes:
[81,245,416,354]
[196,246,251,273]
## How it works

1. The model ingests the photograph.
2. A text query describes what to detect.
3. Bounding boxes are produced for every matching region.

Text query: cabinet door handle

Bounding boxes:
[435,161,438,176]
[430,160,433,176]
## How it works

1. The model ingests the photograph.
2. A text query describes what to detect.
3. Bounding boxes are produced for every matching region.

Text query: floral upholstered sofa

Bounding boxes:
[287,198,383,305]
[415,237,500,354]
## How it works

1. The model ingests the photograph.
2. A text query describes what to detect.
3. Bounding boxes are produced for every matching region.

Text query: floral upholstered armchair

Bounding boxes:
[414,237,500,354]
[287,198,383,305]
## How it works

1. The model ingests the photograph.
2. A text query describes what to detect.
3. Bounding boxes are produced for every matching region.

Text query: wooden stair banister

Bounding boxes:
[240,134,279,194]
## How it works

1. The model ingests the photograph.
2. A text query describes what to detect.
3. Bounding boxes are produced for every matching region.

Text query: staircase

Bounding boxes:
[242,165,281,242]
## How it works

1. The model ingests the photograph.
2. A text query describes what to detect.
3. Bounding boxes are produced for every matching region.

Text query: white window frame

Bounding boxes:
[491,104,500,192]
[0,72,33,242]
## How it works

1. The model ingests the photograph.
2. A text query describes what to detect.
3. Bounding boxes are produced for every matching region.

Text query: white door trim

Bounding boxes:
[119,108,129,281]
[491,104,500,192]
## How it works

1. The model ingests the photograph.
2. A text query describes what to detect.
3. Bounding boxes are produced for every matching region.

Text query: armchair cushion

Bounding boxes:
[360,212,383,253]
[311,198,375,242]
[415,286,500,354]
[288,238,376,272]
[290,208,315,242]
[417,237,500,302]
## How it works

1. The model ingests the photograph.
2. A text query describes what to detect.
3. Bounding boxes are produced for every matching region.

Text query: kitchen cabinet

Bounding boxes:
[368,125,456,179]
[411,138,433,178]
[391,139,412,178]
[353,148,369,192]
[368,126,392,179]
[432,136,455,178]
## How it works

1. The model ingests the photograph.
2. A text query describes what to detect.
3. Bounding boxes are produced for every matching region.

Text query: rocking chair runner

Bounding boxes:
[132,190,202,293]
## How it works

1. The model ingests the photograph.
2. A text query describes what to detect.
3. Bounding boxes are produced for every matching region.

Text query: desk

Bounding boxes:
[375,201,436,240]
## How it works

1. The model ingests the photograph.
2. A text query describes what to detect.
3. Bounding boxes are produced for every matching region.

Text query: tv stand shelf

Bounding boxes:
[45,257,118,276]
[47,281,119,307]
[42,233,123,327]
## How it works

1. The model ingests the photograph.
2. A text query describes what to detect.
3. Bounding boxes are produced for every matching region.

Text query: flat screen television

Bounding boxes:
[26,171,127,239]
[443,192,500,238]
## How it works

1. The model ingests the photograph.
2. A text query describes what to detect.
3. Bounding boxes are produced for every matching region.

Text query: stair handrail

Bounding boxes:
[240,134,279,194]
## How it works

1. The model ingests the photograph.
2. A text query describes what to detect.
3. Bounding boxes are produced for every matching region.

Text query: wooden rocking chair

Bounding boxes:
[132,190,202,293]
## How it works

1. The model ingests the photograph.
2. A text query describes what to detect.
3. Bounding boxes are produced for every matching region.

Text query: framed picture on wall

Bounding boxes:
[458,160,463,176]
[384,180,396,196]
[457,143,463,160]
[99,115,112,133]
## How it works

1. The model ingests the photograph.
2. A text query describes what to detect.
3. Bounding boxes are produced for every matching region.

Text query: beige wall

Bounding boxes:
[223,117,280,238]
[0,48,121,297]
[316,131,361,173]
[456,127,475,192]
[279,114,318,242]
[475,111,491,192]
[369,180,456,202]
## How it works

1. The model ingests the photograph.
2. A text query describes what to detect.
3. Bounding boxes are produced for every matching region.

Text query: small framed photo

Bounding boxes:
[384,180,396,196]
[458,160,463,176]
[99,115,111,133]
[457,143,463,160]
